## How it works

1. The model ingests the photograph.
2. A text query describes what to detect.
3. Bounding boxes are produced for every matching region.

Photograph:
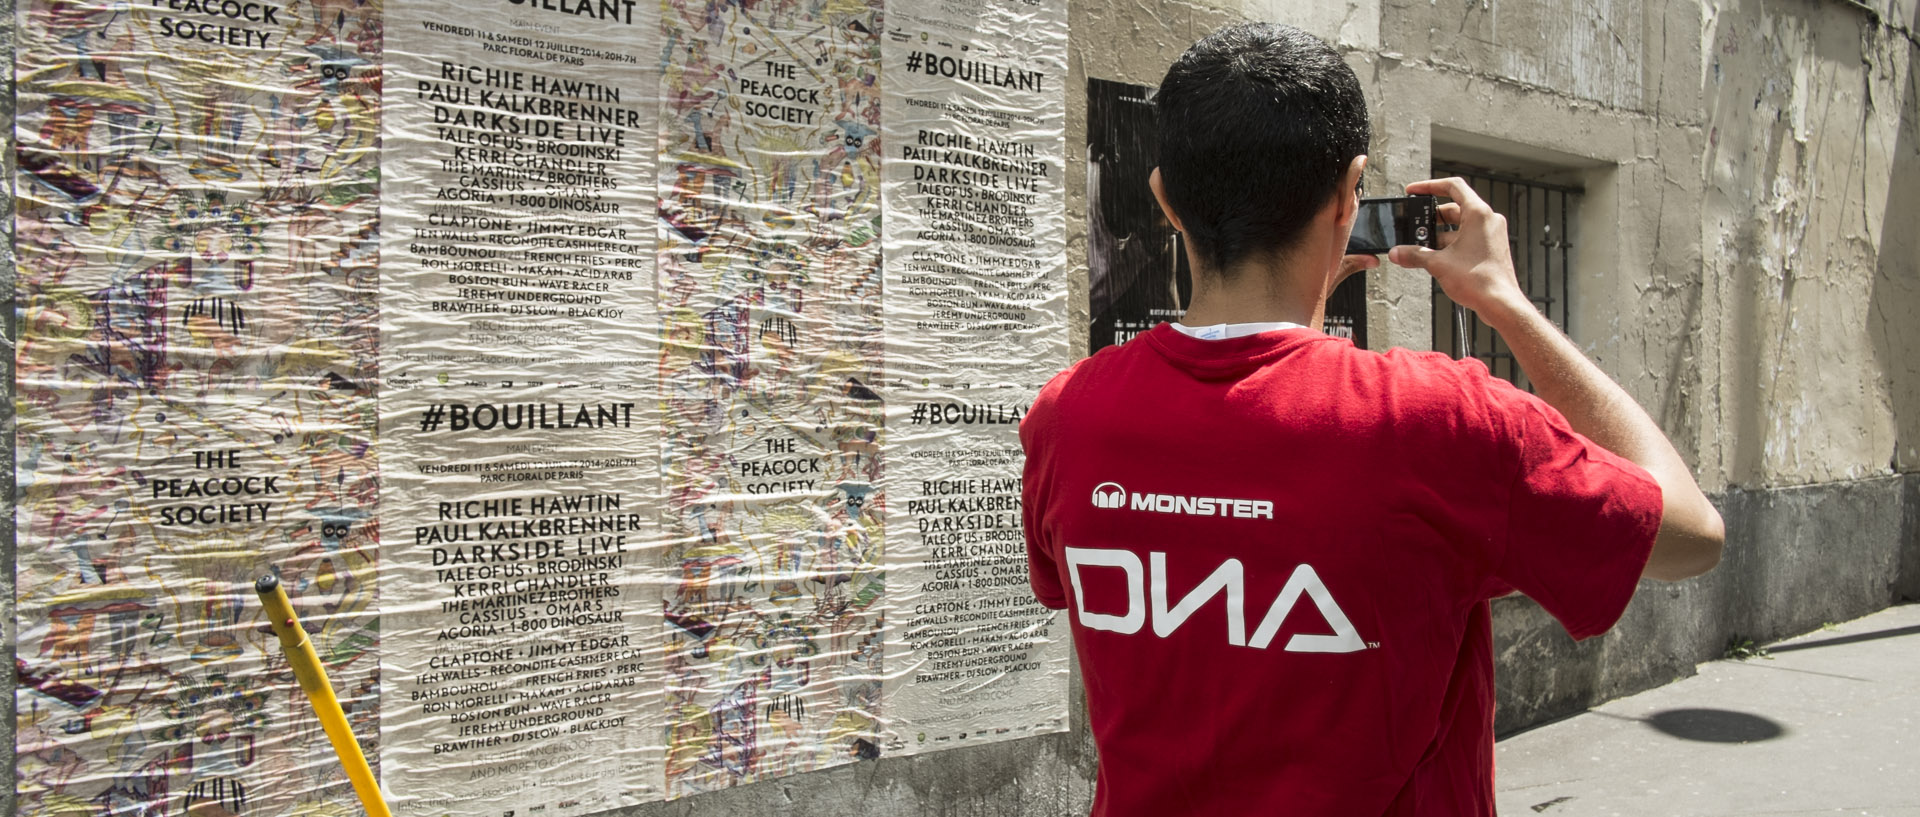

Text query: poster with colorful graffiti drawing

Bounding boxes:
[12,0,384,816]
[654,0,889,796]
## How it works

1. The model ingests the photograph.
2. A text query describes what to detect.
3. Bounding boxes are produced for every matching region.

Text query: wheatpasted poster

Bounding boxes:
[877,0,1073,755]
[12,0,385,815]
[377,0,665,811]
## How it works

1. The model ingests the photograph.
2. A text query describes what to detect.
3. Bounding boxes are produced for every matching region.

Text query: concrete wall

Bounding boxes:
[6,0,1918,815]
[1364,0,1920,734]
[1873,5,1920,474]
[1707,0,1917,487]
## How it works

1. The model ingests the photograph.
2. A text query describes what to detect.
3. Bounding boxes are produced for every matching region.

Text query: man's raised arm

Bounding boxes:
[1390,177,1725,582]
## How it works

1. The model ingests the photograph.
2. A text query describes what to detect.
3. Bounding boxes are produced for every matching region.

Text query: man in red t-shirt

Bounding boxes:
[1019,22,1725,816]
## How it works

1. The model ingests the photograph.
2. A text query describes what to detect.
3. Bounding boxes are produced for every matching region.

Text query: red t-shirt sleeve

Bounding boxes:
[1021,479,1067,610]
[1021,374,1069,611]
[1487,381,1665,640]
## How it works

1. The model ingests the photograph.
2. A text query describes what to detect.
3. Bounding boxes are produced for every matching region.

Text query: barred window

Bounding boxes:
[1429,164,1581,392]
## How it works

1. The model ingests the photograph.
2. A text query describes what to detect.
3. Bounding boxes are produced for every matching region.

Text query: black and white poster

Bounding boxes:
[1087,78,1188,351]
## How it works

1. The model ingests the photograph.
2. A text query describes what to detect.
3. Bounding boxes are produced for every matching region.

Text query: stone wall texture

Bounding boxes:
[7,0,1918,814]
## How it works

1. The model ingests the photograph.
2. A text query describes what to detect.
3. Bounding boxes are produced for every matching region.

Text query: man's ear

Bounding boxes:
[1335,155,1368,228]
[1149,168,1186,234]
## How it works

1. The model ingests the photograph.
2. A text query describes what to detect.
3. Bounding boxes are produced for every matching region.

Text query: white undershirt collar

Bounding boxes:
[1169,321,1308,341]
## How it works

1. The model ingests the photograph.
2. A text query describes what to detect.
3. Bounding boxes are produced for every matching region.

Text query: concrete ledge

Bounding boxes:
[1899,475,1920,602]
[1493,473,1920,735]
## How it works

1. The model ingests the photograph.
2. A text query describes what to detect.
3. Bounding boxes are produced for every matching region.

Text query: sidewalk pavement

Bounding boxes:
[1494,603,1920,816]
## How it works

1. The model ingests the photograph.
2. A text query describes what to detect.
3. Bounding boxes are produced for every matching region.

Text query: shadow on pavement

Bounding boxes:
[1764,624,1920,654]
[1642,708,1786,743]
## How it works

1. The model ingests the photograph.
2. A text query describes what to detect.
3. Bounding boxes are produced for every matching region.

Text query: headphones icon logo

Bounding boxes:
[1091,482,1127,509]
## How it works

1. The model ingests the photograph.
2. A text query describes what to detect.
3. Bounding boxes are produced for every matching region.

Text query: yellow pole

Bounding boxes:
[255,574,393,817]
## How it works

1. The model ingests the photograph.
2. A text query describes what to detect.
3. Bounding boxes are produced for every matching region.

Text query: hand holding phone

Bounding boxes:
[1345,194,1439,255]
[1385,178,1526,320]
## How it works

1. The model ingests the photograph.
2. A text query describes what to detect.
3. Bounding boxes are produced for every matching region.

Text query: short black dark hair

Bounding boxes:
[1155,23,1370,274]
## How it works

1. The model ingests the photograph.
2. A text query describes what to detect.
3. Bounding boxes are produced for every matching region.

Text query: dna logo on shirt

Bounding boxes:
[1063,547,1368,653]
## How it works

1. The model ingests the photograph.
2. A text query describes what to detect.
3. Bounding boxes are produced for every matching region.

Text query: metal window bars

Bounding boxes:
[1428,164,1581,392]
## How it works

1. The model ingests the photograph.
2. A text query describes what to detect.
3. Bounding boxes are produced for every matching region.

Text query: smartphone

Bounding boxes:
[1346,195,1439,255]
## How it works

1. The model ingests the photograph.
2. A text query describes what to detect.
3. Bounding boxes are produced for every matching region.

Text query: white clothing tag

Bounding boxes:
[1169,321,1307,341]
